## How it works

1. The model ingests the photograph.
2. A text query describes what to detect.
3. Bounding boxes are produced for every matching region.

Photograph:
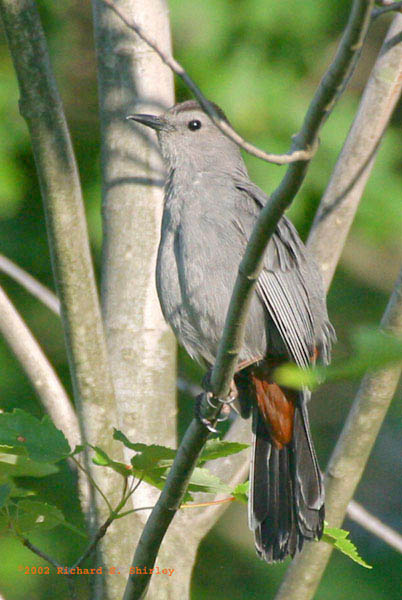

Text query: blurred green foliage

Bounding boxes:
[0,1,401,599]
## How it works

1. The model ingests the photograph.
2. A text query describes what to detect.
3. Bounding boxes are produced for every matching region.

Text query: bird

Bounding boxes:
[128,100,335,562]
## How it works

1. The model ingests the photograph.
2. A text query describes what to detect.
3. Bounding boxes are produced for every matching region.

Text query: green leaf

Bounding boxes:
[232,481,249,504]
[322,524,372,569]
[0,453,59,478]
[198,439,249,464]
[114,430,176,470]
[91,446,132,478]
[274,363,322,390]
[0,483,11,507]
[15,500,66,533]
[70,444,86,457]
[0,409,71,463]
[13,500,86,538]
[275,327,402,390]
[185,468,231,494]
[114,432,241,500]
[0,474,35,500]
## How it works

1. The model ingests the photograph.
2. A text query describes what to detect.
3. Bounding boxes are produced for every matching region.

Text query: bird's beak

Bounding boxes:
[126,113,169,131]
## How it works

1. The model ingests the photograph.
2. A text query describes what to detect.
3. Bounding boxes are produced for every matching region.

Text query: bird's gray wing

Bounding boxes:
[233,177,332,368]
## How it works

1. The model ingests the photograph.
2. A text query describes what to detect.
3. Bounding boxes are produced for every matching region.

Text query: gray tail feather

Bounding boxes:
[248,394,324,562]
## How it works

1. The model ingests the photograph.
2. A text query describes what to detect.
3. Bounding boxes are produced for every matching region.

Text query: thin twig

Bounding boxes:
[180,497,235,509]
[373,1,402,18]
[71,516,113,569]
[308,12,402,291]
[21,538,78,600]
[102,0,316,165]
[347,500,402,553]
[0,0,119,554]
[71,456,112,513]
[0,254,60,314]
[72,504,156,568]
[21,536,64,570]
[0,284,80,450]
[122,3,374,599]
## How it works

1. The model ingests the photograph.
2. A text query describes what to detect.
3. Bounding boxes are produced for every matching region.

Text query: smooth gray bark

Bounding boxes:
[92,1,185,597]
[308,13,402,290]
[0,3,121,598]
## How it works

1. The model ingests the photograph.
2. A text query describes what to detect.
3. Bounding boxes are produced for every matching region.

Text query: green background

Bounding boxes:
[0,1,401,598]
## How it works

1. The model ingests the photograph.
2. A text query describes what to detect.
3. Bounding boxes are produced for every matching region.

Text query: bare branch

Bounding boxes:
[0,5,121,589]
[308,13,402,291]
[373,1,402,18]
[21,538,78,600]
[21,536,64,570]
[101,0,317,165]
[0,254,60,315]
[0,0,116,433]
[0,284,80,450]
[347,500,402,554]
[122,3,374,598]
[274,263,402,600]
[92,0,180,597]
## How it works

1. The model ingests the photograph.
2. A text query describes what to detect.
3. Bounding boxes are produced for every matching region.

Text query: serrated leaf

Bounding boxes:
[114,430,176,470]
[133,465,194,503]
[184,468,231,495]
[322,525,372,569]
[232,481,249,504]
[0,410,70,463]
[15,500,66,533]
[91,446,132,478]
[198,440,249,464]
[70,444,85,457]
[13,500,86,538]
[114,431,239,501]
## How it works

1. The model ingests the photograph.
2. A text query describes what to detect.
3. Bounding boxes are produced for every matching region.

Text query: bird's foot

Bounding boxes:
[195,380,238,432]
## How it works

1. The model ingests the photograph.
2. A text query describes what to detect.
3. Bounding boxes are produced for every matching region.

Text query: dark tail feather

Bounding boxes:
[249,393,324,562]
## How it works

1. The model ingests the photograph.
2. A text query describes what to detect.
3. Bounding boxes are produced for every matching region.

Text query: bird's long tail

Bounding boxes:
[247,373,324,562]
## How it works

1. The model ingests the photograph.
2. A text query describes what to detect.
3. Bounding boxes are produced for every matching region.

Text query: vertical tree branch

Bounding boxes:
[92,1,181,598]
[275,263,402,600]
[0,3,120,597]
[308,13,402,290]
[0,284,79,450]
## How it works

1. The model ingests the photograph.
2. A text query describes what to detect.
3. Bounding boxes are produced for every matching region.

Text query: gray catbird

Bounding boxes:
[128,100,335,562]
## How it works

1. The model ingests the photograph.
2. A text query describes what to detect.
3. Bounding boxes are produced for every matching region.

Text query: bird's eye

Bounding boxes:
[188,119,202,131]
